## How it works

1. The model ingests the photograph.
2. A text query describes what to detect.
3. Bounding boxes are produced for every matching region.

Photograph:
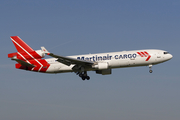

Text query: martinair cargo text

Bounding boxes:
[8,36,173,80]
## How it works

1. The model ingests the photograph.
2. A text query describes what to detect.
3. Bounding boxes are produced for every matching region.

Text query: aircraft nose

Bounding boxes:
[168,54,173,60]
[170,54,173,59]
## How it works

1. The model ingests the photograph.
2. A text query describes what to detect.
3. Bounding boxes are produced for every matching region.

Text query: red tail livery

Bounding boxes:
[8,36,50,72]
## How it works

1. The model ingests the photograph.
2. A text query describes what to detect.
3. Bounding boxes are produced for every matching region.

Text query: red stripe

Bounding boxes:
[144,51,149,56]
[144,51,151,61]
[146,56,151,61]
[38,59,50,72]
[28,59,50,72]
[141,52,147,57]
[137,52,143,57]
[137,51,151,61]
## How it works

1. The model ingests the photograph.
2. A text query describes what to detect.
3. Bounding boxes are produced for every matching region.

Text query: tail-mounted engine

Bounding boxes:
[35,50,45,58]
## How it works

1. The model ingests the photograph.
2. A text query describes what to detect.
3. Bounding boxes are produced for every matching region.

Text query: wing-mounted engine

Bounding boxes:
[92,62,109,70]
[92,62,112,75]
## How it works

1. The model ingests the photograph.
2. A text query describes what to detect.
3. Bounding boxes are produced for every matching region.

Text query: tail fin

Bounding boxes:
[9,36,50,72]
[10,36,34,53]
[9,36,44,60]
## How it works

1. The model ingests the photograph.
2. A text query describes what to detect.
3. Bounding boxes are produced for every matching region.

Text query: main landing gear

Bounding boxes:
[149,64,153,73]
[76,71,90,80]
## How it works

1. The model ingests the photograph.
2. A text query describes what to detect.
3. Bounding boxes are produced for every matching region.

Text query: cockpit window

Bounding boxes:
[164,52,169,54]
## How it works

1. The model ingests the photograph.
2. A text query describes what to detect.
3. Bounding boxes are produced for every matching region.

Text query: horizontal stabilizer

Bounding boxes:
[11,57,35,67]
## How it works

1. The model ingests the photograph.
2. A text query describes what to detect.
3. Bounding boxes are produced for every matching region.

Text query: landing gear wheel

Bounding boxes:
[79,73,82,77]
[149,70,153,73]
[76,70,90,80]
[148,64,153,73]
[86,76,90,80]
[82,76,86,80]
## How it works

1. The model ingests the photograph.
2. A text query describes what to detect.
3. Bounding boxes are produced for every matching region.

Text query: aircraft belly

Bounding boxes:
[46,64,61,73]
[46,63,74,73]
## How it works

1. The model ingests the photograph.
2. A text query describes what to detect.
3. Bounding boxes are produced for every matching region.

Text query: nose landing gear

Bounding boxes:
[149,64,153,73]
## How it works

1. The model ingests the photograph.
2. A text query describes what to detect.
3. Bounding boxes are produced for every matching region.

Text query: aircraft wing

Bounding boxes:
[41,47,94,66]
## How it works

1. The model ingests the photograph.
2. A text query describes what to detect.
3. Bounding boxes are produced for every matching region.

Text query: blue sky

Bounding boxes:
[0,0,180,120]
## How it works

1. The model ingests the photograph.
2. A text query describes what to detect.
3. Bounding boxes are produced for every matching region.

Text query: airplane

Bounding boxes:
[8,36,173,80]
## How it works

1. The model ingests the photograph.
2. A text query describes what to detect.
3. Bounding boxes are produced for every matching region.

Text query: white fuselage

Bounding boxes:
[45,49,173,73]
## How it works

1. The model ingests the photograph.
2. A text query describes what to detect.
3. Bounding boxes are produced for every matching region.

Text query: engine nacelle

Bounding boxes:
[35,50,45,58]
[93,62,109,70]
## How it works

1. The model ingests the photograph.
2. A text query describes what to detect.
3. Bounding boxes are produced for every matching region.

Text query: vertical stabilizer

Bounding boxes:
[10,36,34,53]
[8,36,50,72]
[9,36,43,60]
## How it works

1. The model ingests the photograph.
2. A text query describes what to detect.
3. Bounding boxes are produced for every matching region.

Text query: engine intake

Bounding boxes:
[35,50,45,58]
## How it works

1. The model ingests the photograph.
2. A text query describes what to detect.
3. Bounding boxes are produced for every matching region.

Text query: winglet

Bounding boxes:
[41,47,50,55]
